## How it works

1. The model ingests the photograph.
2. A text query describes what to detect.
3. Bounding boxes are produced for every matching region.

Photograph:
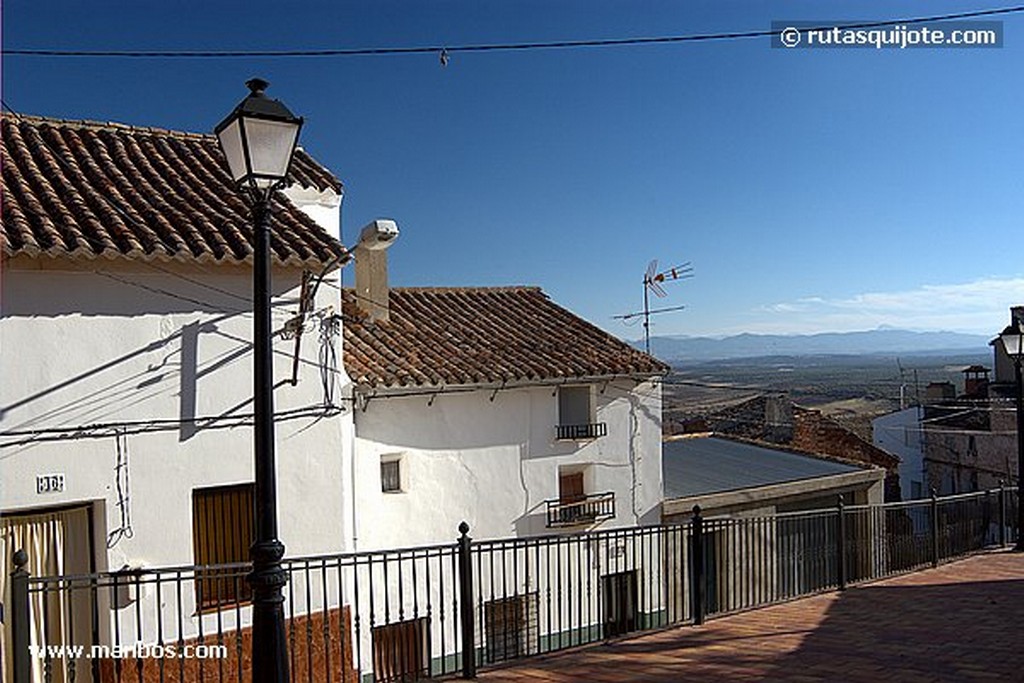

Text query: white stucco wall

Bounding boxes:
[0,255,352,572]
[282,184,342,243]
[873,407,925,500]
[350,379,663,549]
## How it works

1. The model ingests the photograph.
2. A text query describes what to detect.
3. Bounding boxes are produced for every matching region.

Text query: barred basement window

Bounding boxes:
[372,617,429,682]
[602,571,639,638]
[192,483,254,610]
[484,593,539,663]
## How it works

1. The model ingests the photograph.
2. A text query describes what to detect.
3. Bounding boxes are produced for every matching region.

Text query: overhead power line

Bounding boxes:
[3,6,1022,58]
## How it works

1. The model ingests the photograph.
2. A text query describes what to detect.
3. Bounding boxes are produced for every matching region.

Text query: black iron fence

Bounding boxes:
[5,486,1018,682]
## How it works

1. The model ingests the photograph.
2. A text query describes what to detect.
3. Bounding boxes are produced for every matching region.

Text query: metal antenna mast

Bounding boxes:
[614,260,693,354]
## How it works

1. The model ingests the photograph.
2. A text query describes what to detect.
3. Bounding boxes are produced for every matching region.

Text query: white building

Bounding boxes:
[341,248,668,549]
[0,113,351,679]
[0,111,670,682]
[873,406,926,500]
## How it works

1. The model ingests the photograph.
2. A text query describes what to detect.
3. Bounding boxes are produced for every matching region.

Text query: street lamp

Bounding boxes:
[999,319,1024,551]
[216,78,303,682]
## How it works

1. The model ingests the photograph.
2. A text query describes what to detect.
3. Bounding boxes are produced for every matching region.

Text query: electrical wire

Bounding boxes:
[92,270,248,313]
[3,6,1021,58]
[135,259,253,305]
[0,404,345,449]
[106,429,134,548]
[319,314,341,407]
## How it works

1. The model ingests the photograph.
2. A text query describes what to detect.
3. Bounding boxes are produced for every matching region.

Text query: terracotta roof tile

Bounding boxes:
[343,287,669,388]
[1,112,347,267]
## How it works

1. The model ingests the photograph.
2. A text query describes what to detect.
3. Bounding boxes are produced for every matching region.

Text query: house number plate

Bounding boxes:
[36,474,66,494]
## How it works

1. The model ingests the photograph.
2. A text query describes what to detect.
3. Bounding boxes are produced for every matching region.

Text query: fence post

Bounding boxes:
[836,495,847,591]
[691,505,705,626]
[983,488,992,549]
[457,522,476,679]
[999,480,1007,547]
[11,549,31,683]
[930,488,940,568]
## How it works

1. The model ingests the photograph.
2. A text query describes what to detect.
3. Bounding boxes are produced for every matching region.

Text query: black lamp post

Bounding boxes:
[215,78,303,682]
[999,319,1024,551]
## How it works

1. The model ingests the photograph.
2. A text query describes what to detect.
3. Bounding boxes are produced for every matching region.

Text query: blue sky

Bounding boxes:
[4,1,1023,338]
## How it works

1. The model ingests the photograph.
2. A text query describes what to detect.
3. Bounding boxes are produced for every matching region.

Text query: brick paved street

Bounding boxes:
[474,551,1024,682]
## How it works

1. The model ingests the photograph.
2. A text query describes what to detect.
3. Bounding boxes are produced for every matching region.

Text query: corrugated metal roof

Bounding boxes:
[663,436,864,499]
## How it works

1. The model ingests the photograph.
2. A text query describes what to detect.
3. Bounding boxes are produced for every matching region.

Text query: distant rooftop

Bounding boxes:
[663,436,865,499]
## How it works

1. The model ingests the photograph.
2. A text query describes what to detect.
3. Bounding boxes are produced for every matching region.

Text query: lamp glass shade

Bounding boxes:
[216,118,248,184]
[1000,323,1024,360]
[241,118,301,188]
[215,79,303,190]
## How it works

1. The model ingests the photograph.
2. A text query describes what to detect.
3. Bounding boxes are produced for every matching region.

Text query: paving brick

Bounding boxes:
[472,551,1024,682]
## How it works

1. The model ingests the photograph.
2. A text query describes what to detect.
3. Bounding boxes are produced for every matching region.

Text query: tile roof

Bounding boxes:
[1,112,347,268]
[342,286,669,389]
[695,395,901,471]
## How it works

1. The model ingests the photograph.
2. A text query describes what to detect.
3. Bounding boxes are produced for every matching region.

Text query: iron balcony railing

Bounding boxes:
[6,486,1018,683]
[555,422,608,440]
[546,491,616,528]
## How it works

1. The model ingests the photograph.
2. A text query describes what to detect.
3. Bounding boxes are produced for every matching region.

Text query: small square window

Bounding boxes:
[381,457,402,493]
[556,385,606,440]
[558,386,593,426]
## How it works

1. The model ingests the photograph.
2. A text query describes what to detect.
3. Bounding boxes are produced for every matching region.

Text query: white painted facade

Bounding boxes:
[873,406,925,500]
[349,378,664,549]
[0,188,350,573]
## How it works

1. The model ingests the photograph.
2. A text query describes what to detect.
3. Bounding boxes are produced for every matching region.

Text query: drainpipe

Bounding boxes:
[349,399,360,552]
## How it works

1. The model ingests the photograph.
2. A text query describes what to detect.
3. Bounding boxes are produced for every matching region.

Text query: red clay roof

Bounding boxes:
[1,112,347,267]
[342,286,669,389]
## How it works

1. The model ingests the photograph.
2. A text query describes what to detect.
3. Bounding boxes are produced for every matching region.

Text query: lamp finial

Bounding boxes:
[246,78,270,96]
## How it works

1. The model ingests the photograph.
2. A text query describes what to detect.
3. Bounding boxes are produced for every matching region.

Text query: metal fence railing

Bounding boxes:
[6,486,1018,682]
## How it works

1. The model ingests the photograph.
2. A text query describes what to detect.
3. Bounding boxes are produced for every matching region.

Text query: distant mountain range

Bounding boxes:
[639,329,993,362]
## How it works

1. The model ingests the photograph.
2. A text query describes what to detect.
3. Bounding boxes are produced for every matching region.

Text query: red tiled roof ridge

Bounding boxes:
[2,110,347,267]
[386,285,542,294]
[708,432,879,471]
[2,111,215,141]
[1,111,342,194]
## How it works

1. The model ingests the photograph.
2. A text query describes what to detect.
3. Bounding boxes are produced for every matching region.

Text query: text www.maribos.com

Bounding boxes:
[28,643,228,660]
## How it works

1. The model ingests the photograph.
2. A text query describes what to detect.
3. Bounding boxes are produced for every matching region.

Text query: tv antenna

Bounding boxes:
[614,259,693,354]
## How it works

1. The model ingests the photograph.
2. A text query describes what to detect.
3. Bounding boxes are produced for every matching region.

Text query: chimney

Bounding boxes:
[962,365,990,399]
[353,219,399,323]
[764,395,793,443]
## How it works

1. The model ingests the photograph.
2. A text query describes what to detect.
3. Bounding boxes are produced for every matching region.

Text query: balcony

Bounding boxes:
[545,491,616,528]
[555,422,607,441]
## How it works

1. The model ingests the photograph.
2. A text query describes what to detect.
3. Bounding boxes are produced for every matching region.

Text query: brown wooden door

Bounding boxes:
[559,472,584,504]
